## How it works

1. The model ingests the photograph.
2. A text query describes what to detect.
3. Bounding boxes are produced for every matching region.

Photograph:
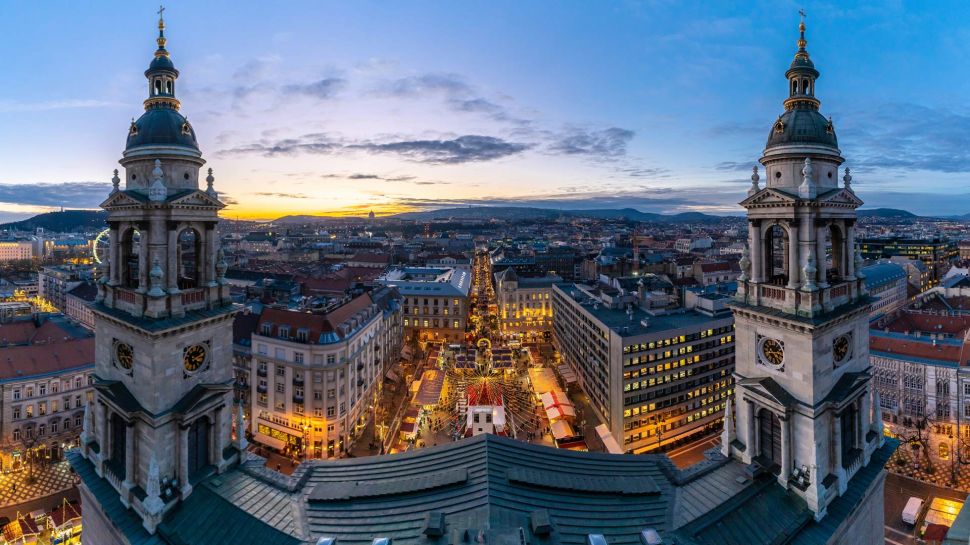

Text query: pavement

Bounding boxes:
[0,461,77,511]
[883,471,966,545]
[667,434,722,469]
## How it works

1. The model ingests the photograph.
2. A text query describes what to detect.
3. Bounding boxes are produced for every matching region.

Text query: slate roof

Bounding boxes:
[70,431,897,545]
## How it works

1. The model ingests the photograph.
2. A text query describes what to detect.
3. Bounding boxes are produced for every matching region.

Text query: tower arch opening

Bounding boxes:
[763,224,791,286]
[120,228,140,289]
[177,227,202,290]
[757,408,782,467]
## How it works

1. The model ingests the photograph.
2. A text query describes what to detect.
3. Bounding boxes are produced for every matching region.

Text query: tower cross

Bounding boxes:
[799,9,806,22]
[158,5,165,18]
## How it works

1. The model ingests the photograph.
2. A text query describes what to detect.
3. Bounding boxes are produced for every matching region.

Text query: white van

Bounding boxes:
[902,496,924,525]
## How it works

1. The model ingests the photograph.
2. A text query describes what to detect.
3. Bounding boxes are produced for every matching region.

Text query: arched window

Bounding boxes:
[154,79,161,95]
[802,79,810,95]
[120,228,140,289]
[826,224,845,281]
[166,80,173,94]
[764,224,790,285]
[178,228,202,290]
[791,80,798,95]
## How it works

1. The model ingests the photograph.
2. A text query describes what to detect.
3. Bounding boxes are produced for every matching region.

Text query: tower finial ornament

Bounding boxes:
[748,165,761,196]
[156,5,167,52]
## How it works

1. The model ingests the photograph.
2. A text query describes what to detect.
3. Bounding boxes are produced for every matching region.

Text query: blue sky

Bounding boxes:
[1,0,969,221]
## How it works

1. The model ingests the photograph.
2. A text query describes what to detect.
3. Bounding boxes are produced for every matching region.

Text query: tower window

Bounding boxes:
[166,80,173,94]
[154,79,161,95]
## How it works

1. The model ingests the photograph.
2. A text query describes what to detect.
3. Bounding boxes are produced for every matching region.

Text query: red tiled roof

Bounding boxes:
[869,335,970,365]
[884,312,970,337]
[0,322,38,345]
[0,338,94,380]
[257,293,374,343]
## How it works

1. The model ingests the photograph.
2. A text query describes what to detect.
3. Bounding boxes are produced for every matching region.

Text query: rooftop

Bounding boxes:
[554,283,731,338]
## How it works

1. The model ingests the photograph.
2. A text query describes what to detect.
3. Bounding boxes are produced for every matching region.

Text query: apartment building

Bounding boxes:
[493,268,560,339]
[862,262,908,318]
[552,282,735,454]
[248,287,401,458]
[0,240,33,263]
[0,317,95,469]
[379,267,470,343]
[38,266,93,311]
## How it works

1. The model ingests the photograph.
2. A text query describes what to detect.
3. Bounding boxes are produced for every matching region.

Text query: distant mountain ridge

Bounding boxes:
[856,208,917,218]
[0,210,107,232]
[389,206,731,222]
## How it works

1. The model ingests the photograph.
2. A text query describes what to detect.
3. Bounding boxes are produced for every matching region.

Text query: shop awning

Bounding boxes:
[551,420,575,440]
[595,424,624,454]
[253,432,286,450]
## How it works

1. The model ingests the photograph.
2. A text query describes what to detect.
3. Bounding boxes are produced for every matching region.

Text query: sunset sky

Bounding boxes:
[2,1,970,222]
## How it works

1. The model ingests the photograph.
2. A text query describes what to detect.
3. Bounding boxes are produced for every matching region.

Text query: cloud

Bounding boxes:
[838,103,970,173]
[378,73,472,97]
[221,134,529,164]
[0,99,123,113]
[348,173,417,182]
[252,192,310,199]
[351,135,529,164]
[282,77,346,99]
[0,181,110,207]
[548,127,635,157]
[715,161,758,172]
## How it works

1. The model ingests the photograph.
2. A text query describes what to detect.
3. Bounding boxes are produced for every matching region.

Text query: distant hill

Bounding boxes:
[388,206,725,223]
[0,210,107,233]
[857,208,917,218]
[273,214,367,225]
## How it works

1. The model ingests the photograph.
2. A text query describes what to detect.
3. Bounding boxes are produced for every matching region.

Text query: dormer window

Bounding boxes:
[296,328,308,343]
[279,325,290,339]
[261,322,273,335]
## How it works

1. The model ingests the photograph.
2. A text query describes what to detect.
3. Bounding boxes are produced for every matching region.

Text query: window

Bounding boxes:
[12,407,20,420]
[39,384,47,396]
[51,382,58,394]
[278,326,290,339]
[326,406,335,417]
[313,391,322,401]
[25,405,33,418]
[12,429,19,441]
[275,365,285,376]
[327,389,335,399]
[327,355,335,365]
[75,396,82,409]
[275,383,285,393]
[262,323,273,335]
[313,408,323,417]
[26,387,33,398]
[274,348,285,360]
[38,424,45,436]
[75,377,82,389]
[12,389,20,400]
[938,381,950,396]
[297,329,308,342]
[51,421,58,434]
[295,352,304,364]
[257,344,267,355]
[339,402,345,416]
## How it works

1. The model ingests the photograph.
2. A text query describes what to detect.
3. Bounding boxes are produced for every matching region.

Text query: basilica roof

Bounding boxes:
[766,108,837,149]
[126,107,199,151]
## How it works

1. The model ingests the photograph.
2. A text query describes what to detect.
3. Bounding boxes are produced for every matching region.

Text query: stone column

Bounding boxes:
[213,407,226,471]
[123,421,136,488]
[816,224,828,288]
[167,225,180,293]
[179,424,192,497]
[95,402,108,476]
[833,412,846,492]
[745,399,756,462]
[787,222,800,289]
[780,415,791,483]
[749,221,763,283]
[206,223,218,287]
[108,226,120,285]
[860,389,871,442]
[137,223,149,292]
[846,221,856,279]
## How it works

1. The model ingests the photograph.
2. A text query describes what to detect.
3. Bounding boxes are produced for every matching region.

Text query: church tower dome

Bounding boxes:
[761,14,843,193]
[123,8,202,193]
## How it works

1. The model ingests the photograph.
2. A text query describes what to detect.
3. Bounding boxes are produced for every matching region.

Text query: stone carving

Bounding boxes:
[748,166,761,196]
[205,168,217,198]
[798,157,816,199]
[147,257,166,297]
[143,454,165,515]
[148,159,167,202]
[216,248,228,284]
[842,167,852,191]
[738,246,751,281]
[802,255,818,292]
[111,169,121,194]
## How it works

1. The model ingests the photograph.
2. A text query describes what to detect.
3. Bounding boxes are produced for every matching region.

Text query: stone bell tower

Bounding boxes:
[76,9,241,537]
[720,14,883,520]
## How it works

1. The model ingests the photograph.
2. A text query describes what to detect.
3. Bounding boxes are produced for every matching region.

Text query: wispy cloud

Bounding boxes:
[0,99,123,113]
[252,192,311,199]
[0,182,110,207]
[548,127,635,157]
[220,133,530,164]
[282,77,346,99]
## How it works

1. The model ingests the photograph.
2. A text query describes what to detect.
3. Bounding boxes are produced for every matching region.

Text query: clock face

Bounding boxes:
[759,338,785,368]
[114,342,134,370]
[183,344,208,372]
[833,334,851,364]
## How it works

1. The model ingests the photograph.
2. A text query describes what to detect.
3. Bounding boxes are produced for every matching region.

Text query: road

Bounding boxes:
[666,434,721,469]
[884,471,967,545]
[0,486,79,522]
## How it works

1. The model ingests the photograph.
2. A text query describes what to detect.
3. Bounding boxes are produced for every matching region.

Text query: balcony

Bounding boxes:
[293,376,305,387]
[257,368,268,378]
[256,385,268,394]
[293,394,305,404]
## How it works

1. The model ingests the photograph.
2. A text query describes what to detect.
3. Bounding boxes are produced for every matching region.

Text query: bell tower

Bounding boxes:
[78,9,240,535]
[721,14,883,520]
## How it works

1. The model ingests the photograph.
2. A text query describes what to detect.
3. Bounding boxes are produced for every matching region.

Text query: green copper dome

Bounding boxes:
[127,108,199,151]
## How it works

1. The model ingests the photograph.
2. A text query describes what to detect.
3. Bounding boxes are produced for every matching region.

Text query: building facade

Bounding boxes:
[249,288,401,459]
[379,266,469,343]
[721,16,886,528]
[72,13,242,540]
[0,240,33,263]
[38,266,92,311]
[493,268,559,339]
[552,282,735,453]
[861,262,908,318]
[65,282,98,330]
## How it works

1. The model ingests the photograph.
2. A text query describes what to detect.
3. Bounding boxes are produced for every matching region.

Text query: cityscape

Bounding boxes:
[3,2,970,544]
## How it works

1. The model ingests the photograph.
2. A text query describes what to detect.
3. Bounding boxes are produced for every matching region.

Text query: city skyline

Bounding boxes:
[2,1,970,223]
